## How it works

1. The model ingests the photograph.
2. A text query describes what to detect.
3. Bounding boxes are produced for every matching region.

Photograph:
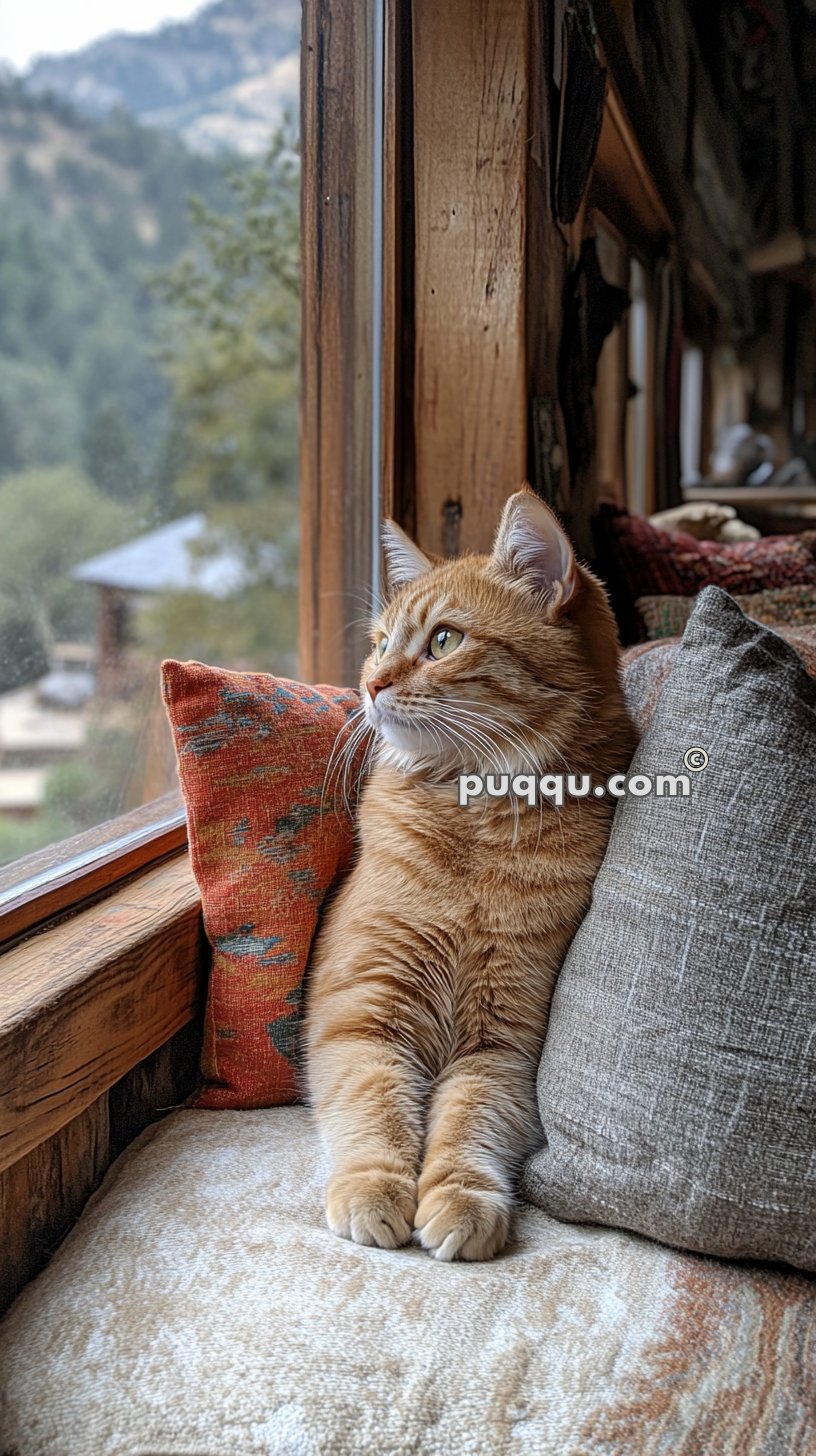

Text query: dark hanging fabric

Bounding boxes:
[559,237,630,491]
[653,255,684,513]
[552,0,608,224]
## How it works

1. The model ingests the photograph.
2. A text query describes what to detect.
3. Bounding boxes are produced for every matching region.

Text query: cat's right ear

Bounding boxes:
[382,520,433,591]
[491,488,580,611]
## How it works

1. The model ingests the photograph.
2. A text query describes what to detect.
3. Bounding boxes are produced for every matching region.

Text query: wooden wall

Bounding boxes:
[410,0,530,557]
[299,0,379,685]
[299,0,791,684]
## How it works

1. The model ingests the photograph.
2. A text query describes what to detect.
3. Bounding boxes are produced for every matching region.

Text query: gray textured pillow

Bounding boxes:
[522,586,816,1270]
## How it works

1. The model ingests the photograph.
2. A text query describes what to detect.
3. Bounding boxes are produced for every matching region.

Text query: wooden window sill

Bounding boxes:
[0,852,204,1177]
[0,791,187,950]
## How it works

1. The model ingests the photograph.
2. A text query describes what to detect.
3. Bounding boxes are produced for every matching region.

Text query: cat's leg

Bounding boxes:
[414,1049,539,1261]
[308,1032,429,1250]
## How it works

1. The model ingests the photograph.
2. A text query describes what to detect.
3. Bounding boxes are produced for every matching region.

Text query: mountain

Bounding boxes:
[0,77,237,486]
[24,0,299,156]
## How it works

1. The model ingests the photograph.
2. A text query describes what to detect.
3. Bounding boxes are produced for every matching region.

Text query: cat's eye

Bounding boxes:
[373,636,389,662]
[428,626,464,660]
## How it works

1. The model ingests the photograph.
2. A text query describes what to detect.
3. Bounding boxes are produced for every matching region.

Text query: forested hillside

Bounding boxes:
[0,65,300,861]
[0,77,299,705]
[0,78,235,494]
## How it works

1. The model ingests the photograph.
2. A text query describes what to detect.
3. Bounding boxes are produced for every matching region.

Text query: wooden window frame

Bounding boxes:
[0,855,202,1177]
[0,852,205,1314]
[0,792,186,950]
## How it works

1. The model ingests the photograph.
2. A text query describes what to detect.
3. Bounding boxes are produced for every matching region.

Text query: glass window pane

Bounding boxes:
[680,345,704,485]
[0,1,300,870]
[626,257,650,516]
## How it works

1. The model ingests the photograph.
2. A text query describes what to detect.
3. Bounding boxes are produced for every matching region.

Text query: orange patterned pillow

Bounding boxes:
[161,661,363,1109]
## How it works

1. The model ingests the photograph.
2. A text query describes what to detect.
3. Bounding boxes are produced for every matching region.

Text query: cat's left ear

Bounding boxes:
[491,488,580,611]
[382,519,433,590]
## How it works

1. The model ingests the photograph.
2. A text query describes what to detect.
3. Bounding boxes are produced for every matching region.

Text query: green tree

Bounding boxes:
[0,465,131,660]
[82,399,145,502]
[0,77,236,487]
[0,807,74,868]
[149,124,299,673]
[0,394,22,474]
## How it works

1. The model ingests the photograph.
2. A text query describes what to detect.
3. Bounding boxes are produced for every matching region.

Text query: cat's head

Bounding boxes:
[362,488,625,779]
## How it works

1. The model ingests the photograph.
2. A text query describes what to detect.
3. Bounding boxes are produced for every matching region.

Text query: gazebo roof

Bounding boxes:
[73,514,278,600]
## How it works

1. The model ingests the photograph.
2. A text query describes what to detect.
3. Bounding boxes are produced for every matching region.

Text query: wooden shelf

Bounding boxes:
[682,483,816,507]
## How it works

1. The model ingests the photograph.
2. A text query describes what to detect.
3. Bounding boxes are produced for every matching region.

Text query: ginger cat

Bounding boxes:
[304,489,636,1261]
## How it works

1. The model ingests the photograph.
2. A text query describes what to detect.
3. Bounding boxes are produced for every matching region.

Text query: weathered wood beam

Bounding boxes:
[0,855,203,1174]
[299,0,378,684]
[410,0,530,557]
[0,1019,202,1317]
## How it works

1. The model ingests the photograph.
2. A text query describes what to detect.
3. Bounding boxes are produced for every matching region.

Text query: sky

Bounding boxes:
[0,1,207,72]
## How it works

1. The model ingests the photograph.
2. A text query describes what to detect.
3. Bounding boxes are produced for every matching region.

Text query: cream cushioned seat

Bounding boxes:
[0,1108,814,1455]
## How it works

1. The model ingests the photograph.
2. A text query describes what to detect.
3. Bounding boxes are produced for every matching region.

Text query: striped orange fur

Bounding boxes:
[304,489,636,1260]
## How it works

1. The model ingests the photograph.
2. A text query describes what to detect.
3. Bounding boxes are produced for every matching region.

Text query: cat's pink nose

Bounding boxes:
[366,675,391,702]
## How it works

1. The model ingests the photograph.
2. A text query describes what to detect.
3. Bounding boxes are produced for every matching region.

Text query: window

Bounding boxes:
[625,256,653,516]
[0,1,301,876]
[593,219,629,504]
[680,345,705,485]
[591,222,659,517]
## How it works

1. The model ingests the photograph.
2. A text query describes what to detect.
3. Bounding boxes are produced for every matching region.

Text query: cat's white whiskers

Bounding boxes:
[439,704,538,777]
[424,715,475,775]
[433,712,522,840]
[322,585,385,615]
[326,731,362,819]
[444,697,564,775]
[448,695,577,762]
[435,705,562,845]
[321,710,367,820]
[456,699,572,778]
[429,708,508,773]
[339,720,375,816]
[323,712,374,821]
[429,709,514,788]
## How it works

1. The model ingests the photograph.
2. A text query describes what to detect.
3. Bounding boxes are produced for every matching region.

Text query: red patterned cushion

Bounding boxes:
[162,661,362,1109]
[594,504,816,643]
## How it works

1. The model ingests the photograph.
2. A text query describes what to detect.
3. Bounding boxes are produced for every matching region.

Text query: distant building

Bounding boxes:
[73,513,278,696]
[0,664,89,818]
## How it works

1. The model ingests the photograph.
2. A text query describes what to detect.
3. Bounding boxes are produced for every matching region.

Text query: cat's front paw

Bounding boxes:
[326,1169,417,1250]
[414,1184,511,1261]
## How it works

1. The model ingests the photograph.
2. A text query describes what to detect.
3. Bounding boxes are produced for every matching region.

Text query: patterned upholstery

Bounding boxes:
[636,585,816,640]
[622,622,816,734]
[162,660,361,1108]
[593,502,816,643]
